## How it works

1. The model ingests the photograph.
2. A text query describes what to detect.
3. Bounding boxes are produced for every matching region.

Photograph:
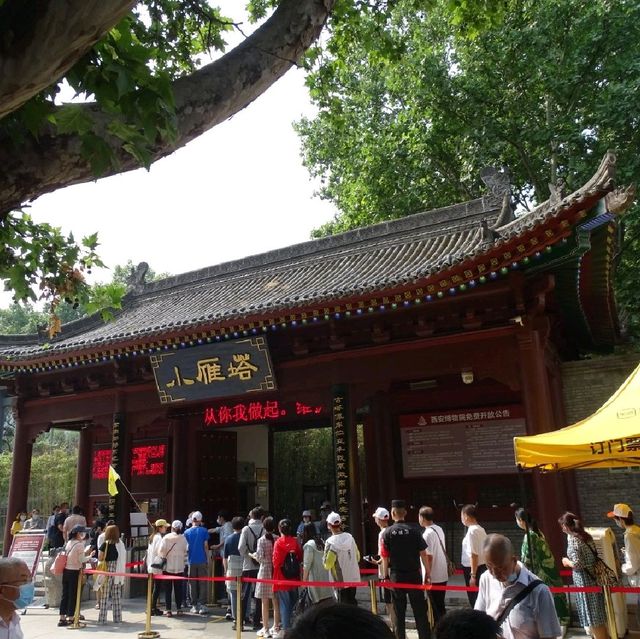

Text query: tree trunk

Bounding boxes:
[0,0,136,119]
[0,0,335,216]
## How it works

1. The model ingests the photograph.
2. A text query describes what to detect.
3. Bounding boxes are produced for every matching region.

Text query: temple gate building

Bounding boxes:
[0,153,632,558]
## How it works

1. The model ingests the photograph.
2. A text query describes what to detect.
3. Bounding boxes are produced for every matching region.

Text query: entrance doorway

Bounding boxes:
[272,426,334,520]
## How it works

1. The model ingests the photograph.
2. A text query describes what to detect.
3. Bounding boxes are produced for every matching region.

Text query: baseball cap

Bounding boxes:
[154,519,169,528]
[191,511,203,521]
[302,510,312,517]
[607,503,632,518]
[171,520,183,530]
[70,524,86,536]
[326,512,341,526]
[320,501,332,509]
[372,507,390,520]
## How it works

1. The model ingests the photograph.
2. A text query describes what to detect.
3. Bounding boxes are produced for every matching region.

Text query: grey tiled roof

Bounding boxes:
[0,153,618,362]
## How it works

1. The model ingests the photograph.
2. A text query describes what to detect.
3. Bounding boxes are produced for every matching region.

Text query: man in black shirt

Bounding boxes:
[51,502,69,549]
[381,500,430,639]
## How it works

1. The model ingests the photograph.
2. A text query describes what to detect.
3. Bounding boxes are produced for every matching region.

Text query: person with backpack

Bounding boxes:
[254,516,282,637]
[272,518,303,637]
[323,512,361,606]
[239,507,265,630]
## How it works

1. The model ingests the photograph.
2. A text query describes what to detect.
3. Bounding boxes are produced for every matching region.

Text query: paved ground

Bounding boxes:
[20,570,638,638]
[17,595,612,639]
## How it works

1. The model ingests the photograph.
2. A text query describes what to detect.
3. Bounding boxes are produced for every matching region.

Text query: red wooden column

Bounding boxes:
[75,426,91,513]
[3,410,34,554]
[517,326,567,559]
[170,416,185,520]
[370,390,396,505]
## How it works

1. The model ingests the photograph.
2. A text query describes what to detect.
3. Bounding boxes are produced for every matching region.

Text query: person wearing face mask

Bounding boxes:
[475,534,560,639]
[607,503,640,626]
[58,525,93,627]
[0,557,33,639]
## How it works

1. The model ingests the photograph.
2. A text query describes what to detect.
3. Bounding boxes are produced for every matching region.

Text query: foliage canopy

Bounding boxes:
[298,0,640,335]
[0,0,332,326]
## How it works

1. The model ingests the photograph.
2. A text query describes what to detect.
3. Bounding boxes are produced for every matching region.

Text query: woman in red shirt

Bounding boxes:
[271,519,302,637]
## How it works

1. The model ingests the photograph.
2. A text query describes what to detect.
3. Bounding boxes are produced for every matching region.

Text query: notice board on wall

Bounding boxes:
[399,406,526,478]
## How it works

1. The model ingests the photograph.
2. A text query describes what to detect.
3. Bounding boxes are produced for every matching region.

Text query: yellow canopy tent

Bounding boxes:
[514,362,640,470]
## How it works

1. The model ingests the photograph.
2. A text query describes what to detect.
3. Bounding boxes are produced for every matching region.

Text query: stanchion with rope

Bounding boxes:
[369,580,378,615]
[67,567,86,630]
[138,573,160,639]
[236,576,242,639]
[602,585,618,639]
[207,557,218,606]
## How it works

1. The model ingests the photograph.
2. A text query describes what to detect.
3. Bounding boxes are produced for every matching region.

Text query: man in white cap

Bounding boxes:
[368,507,396,631]
[159,520,189,616]
[184,511,209,614]
[323,512,361,605]
[608,503,640,625]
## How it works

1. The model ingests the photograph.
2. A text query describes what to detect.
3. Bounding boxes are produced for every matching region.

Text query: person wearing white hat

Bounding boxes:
[184,511,209,614]
[367,507,396,632]
[159,520,188,616]
[608,503,640,625]
[323,512,361,605]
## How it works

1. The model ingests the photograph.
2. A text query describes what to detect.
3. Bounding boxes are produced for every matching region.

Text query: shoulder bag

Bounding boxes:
[151,542,176,570]
[495,579,543,626]
[434,531,456,578]
[93,541,110,591]
[585,543,620,587]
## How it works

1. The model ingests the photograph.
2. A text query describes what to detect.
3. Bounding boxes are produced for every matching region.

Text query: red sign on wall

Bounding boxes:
[204,399,324,426]
[130,439,169,494]
[131,444,167,476]
[92,448,111,480]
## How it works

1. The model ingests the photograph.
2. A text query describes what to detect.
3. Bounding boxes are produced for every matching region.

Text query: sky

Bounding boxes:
[1,4,337,307]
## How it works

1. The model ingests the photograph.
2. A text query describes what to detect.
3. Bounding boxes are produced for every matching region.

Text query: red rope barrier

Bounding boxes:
[83,567,639,595]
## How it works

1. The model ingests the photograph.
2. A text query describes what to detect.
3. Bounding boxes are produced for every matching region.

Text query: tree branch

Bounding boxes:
[0,0,334,215]
[0,0,137,119]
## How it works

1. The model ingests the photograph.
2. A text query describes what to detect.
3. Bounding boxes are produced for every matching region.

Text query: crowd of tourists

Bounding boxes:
[6,498,640,639]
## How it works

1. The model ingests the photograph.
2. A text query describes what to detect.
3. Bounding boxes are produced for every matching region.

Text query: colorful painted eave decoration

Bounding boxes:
[0,217,580,375]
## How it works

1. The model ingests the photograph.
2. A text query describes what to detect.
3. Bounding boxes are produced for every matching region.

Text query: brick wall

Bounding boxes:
[561,354,640,543]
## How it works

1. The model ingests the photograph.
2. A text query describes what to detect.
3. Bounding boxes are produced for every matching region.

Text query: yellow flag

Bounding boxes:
[108,465,120,496]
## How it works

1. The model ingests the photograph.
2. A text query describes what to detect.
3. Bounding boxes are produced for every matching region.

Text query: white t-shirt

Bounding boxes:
[423,524,448,583]
[461,524,486,567]
[475,562,561,639]
[622,525,640,580]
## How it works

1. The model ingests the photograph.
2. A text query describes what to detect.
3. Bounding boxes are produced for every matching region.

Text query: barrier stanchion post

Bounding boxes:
[138,573,160,639]
[208,556,216,606]
[67,567,86,629]
[369,580,378,615]
[236,576,242,639]
[603,586,617,639]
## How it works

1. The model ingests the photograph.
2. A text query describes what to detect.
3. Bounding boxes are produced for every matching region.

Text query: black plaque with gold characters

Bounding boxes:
[151,336,276,404]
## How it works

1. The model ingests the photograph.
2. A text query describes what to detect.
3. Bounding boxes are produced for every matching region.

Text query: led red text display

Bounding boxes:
[131,444,167,476]
[92,449,111,480]
[204,400,324,426]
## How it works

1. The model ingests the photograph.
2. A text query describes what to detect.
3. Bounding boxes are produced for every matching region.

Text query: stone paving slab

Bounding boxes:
[17,597,617,639]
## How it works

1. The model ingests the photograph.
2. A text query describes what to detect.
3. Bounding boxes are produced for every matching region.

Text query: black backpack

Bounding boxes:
[281,550,300,579]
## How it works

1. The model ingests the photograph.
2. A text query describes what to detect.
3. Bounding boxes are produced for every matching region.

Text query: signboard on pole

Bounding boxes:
[8,532,46,579]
